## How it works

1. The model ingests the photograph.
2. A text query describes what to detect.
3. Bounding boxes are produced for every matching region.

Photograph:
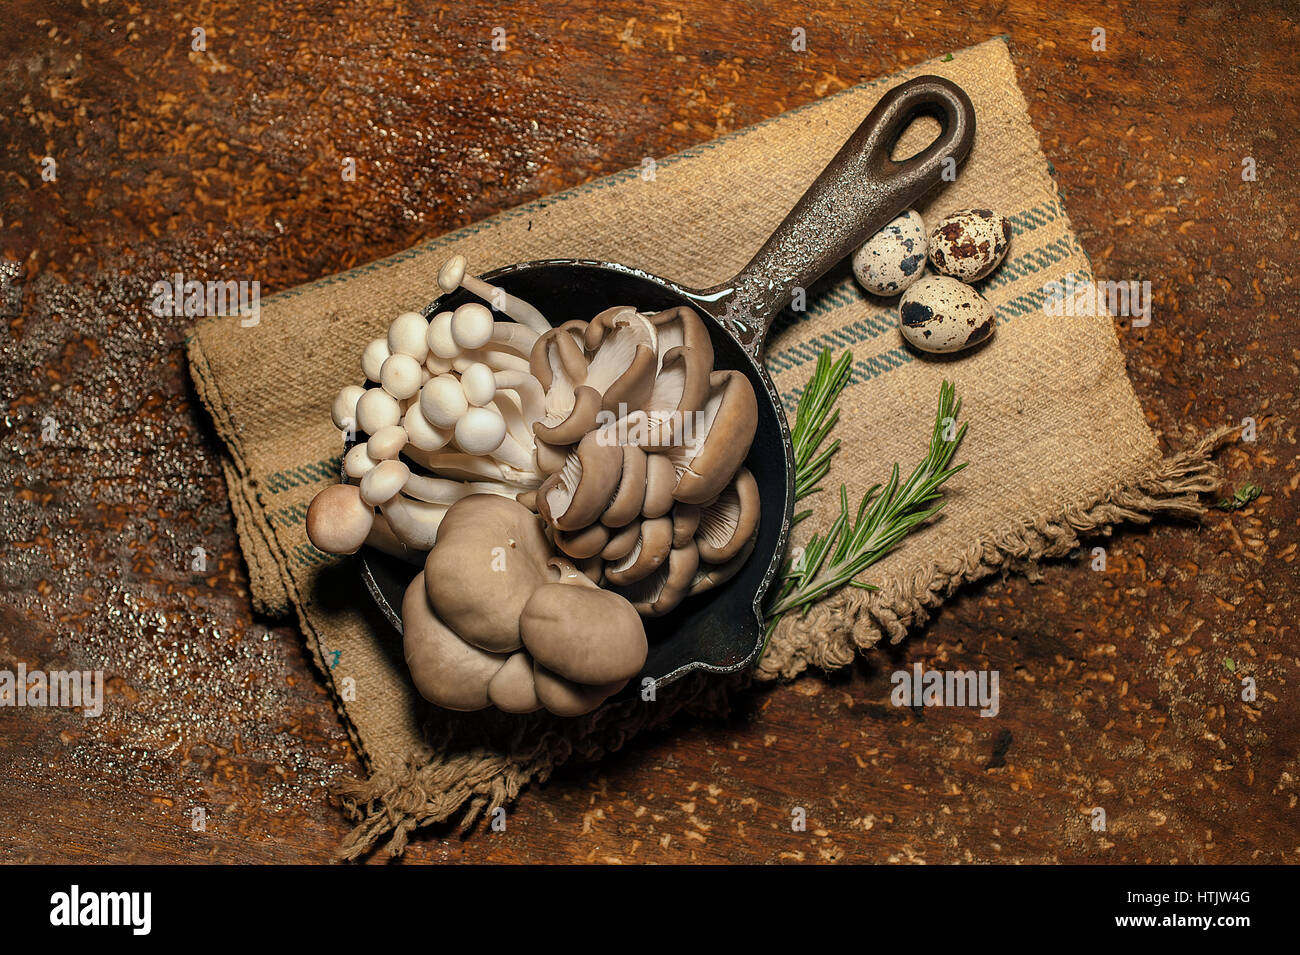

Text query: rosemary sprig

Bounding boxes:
[789,349,855,517]
[1215,483,1261,511]
[764,372,967,636]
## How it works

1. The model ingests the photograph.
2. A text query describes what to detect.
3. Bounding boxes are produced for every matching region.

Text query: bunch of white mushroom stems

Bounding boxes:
[306,253,761,619]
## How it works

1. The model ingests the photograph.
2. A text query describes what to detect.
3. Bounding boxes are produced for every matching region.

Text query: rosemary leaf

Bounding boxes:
[764,370,967,638]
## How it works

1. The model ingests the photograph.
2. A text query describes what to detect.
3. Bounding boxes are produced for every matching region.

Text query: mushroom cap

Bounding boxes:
[671,370,759,505]
[437,254,468,292]
[533,383,601,445]
[642,452,677,518]
[534,438,570,475]
[581,309,658,414]
[532,661,628,718]
[451,302,495,350]
[529,321,589,390]
[603,515,673,586]
[487,651,542,714]
[695,466,760,562]
[360,458,410,506]
[553,522,610,560]
[388,311,431,362]
[355,387,402,434]
[306,484,375,555]
[403,571,506,711]
[689,529,758,596]
[537,430,624,532]
[331,384,366,432]
[423,494,554,653]
[600,444,648,528]
[636,306,716,449]
[614,540,701,617]
[671,503,701,548]
[361,338,391,382]
[520,582,647,686]
[601,521,642,561]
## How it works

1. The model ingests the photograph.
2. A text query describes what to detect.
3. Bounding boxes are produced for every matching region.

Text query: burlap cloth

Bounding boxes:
[186,38,1230,859]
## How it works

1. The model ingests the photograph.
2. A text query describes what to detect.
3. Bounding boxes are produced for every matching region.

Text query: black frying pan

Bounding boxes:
[358,75,976,690]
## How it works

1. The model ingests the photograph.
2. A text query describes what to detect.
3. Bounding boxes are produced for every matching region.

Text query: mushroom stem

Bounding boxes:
[493,370,547,426]
[437,254,552,334]
[381,494,449,550]
[364,513,425,565]
[453,347,531,374]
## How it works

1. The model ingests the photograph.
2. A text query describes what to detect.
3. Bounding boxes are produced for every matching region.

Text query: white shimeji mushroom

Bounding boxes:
[331,384,366,432]
[343,443,378,479]
[360,458,410,507]
[402,403,452,451]
[450,302,495,351]
[361,338,391,382]
[379,352,424,400]
[459,362,497,407]
[355,387,402,434]
[381,493,449,550]
[419,374,469,429]
[437,254,551,334]
[388,311,430,362]
[366,424,408,460]
[427,311,459,360]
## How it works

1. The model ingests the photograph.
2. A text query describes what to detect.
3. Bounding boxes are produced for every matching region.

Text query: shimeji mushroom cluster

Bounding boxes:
[306,255,761,716]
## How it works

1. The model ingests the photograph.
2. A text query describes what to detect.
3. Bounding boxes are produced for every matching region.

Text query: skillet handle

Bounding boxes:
[701,75,976,358]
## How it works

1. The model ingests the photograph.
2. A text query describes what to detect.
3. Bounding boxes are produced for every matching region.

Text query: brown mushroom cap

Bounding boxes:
[487,651,542,714]
[580,309,659,414]
[671,503,701,548]
[614,541,701,617]
[695,466,760,562]
[642,452,676,518]
[635,306,716,451]
[537,430,624,532]
[533,383,602,445]
[603,515,673,586]
[671,370,759,505]
[403,572,507,711]
[520,583,647,686]
[534,438,570,475]
[554,522,610,560]
[533,662,627,718]
[600,444,648,528]
[528,321,588,390]
[423,495,554,653]
[688,529,758,596]
[306,483,375,555]
[601,521,642,561]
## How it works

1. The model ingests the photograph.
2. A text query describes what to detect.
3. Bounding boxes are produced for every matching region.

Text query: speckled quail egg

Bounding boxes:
[899,276,997,353]
[928,209,1011,282]
[851,210,929,296]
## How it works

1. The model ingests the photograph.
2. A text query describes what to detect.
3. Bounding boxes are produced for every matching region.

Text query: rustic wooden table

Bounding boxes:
[2,0,1295,864]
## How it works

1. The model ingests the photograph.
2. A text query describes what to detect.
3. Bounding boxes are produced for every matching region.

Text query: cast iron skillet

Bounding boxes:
[358,75,975,690]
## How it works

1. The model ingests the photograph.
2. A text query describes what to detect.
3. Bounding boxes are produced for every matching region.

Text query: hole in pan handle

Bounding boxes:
[697,75,977,359]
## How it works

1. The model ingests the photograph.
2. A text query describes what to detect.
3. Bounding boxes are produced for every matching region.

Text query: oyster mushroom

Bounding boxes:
[581,308,659,415]
[636,306,716,450]
[641,453,677,518]
[537,430,624,532]
[668,370,759,505]
[553,522,610,560]
[613,540,701,617]
[695,467,760,562]
[487,651,542,714]
[532,663,627,719]
[600,521,642,562]
[600,444,648,528]
[689,530,758,596]
[531,321,601,445]
[423,495,554,653]
[403,572,506,712]
[437,254,551,334]
[520,582,647,686]
[603,515,673,586]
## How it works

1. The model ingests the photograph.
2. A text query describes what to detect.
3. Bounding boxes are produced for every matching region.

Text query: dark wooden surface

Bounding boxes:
[1,1,1296,864]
